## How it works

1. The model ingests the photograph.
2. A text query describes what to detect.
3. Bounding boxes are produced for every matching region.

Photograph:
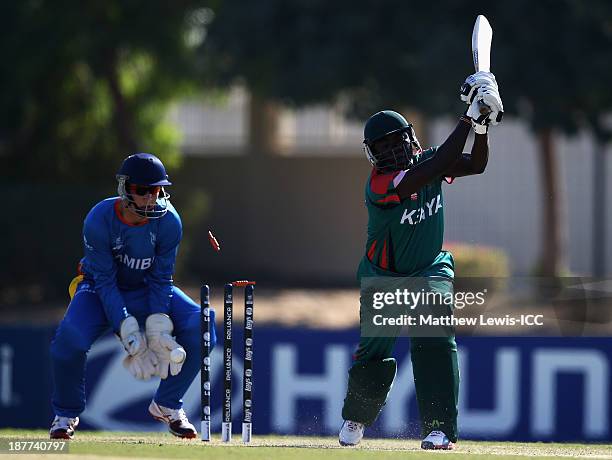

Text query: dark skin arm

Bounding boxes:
[442,132,489,178]
[395,118,471,200]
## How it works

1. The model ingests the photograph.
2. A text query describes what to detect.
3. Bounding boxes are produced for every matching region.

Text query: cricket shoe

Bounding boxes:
[421,430,454,450]
[49,416,79,439]
[338,420,365,446]
[148,400,197,439]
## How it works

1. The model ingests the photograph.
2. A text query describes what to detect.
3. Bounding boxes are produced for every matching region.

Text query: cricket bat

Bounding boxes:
[472,15,493,115]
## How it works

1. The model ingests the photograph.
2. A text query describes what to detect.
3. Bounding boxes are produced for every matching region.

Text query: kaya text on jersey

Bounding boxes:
[400,194,442,225]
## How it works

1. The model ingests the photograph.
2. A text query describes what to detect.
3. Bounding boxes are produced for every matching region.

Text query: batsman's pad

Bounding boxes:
[342,357,397,426]
[411,336,459,442]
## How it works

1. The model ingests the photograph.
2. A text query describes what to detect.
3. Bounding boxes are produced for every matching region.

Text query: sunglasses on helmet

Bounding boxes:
[128,184,161,196]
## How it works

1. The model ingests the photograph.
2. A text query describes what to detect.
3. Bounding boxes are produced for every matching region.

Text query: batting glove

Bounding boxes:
[479,85,504,126]
[460,71,497,104]
[466,85,504,134]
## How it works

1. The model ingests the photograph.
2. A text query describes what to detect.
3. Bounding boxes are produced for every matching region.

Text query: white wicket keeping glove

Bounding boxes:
[119,316,159,380]
[460,71,497,104]
[145,313,186,379]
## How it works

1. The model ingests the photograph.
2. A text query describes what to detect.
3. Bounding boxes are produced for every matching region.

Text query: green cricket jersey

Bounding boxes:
[357,147,454,280]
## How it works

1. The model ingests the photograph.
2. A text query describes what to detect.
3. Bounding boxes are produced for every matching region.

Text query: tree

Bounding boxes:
[204,1,465,115]
[488,0,612,276]
[0,1,218,302]
[0,1,216,182]
[573,1,612,277]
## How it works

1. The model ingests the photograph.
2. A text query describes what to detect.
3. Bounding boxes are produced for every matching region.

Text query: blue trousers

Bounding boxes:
[50,284,216,417]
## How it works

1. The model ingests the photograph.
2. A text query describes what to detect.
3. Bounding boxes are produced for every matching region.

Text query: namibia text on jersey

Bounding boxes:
[114,253,154,270]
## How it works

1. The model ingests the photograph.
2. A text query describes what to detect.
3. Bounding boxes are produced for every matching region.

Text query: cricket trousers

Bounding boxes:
[350,334,460,442]
[50,283,216,418]
[342,276,460,442]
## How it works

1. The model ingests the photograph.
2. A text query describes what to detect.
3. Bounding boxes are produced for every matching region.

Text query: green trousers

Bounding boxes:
[349,334,459,442]
[342,295,460,441]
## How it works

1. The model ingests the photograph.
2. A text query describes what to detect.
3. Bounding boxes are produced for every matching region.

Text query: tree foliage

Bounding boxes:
[204,1,475,116]
[486,0,612,139]
[205,0,612,131]
[0,0,215,182]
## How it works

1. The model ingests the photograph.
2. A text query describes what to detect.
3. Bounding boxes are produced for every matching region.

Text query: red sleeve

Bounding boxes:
[366,169,401,207]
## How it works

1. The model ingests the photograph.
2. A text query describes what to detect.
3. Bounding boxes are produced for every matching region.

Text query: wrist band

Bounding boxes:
[459,115,472,125]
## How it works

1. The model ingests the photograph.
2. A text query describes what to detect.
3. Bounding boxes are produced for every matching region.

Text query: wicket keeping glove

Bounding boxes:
[460,71,498,104]
[145,313,187,379]
[119,316,159,380]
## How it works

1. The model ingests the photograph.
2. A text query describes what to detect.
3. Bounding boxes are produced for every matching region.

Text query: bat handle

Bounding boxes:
[477,99,492,116]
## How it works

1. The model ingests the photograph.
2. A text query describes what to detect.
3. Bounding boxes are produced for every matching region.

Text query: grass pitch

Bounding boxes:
[0,430,611,460]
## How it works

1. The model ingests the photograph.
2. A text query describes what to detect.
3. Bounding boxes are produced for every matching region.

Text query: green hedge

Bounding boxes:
[445,242,510,292]
[445,243,510,277]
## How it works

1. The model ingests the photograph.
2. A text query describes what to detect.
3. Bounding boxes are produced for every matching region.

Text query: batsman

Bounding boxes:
[338,65,503,448]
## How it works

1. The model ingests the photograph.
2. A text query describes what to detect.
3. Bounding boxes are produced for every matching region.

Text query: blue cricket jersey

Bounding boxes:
[80,197,182,331]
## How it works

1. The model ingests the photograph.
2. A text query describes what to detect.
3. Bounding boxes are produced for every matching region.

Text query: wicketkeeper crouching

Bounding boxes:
[49,153,217,439]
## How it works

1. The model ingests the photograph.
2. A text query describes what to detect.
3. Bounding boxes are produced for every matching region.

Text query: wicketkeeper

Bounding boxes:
[49,153,217,439]
[338,72,503,449]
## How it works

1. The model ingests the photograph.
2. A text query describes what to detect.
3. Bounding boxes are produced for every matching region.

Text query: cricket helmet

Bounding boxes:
[363,110,422,173]
[116,153,171,218]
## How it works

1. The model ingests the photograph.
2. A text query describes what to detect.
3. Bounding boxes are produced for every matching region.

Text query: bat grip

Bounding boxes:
[477,99,492,116]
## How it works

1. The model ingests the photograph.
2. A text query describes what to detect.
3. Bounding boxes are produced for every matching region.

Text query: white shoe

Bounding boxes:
[148,400,197,439]
[49,416,79,440]
[338,420,365,446]
[421,430,454,450]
